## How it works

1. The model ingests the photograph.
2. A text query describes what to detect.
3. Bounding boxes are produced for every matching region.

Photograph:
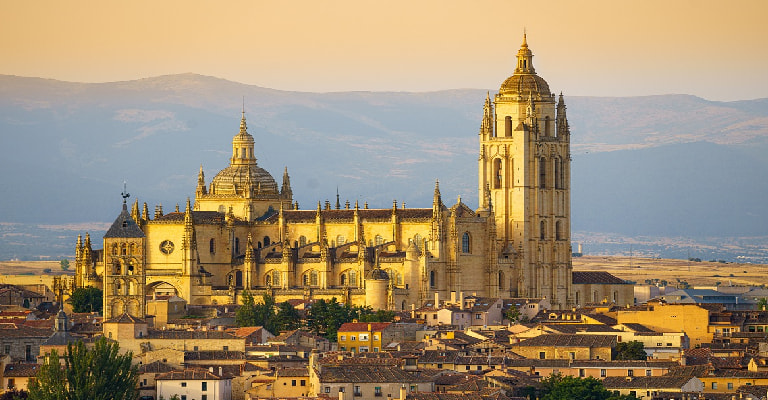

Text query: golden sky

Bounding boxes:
[2,0,766,100]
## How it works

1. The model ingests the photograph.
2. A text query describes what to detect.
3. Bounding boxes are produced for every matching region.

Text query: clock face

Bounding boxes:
[160,240,175,255]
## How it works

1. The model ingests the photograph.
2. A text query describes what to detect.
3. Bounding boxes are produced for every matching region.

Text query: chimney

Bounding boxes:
[434,292,439,307]
[400,385,407,400]
[411,304,415,318]
[339,389,345,400]
[218,366,222,377]
[450,291,456,305]
[459,292,464,310]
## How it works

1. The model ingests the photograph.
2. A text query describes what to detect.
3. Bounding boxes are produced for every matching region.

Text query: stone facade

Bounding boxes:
[76,35,586,317]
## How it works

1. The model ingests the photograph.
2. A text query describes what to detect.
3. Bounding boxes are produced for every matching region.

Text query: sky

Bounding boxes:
[2,0,767,101]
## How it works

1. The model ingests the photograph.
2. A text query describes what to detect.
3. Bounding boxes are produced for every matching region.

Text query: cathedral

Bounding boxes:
[75,35,577,320]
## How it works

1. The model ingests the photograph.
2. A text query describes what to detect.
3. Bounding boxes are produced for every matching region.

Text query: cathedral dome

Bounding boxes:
[208,112,281,199]
[499,74,551,97]
[498,34,551,97]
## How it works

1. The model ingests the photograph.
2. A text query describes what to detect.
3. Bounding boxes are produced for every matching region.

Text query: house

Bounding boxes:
[616,302,714,347]
[509,334,616,361]
[269,329,331,352]
[230,326,274,346]
[245,367,310,399]
[1,359,39,393]
[311,364,433,400]
[0,322,51,362]
[156,368,232,400]
[337,322,392,353]
[602,376,703,400]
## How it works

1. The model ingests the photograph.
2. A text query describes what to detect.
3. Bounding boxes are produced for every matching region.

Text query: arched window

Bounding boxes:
[504,116,512,137]
[554,157,561,189]
[336,235,346,246]
[498,271,505,290]
[265,274,271,286]
[129,243,135,255]
[299,236,307,247]
[263,236,270,247]
[121,244,127,256]
[544,116,551,136]
[209,238,215,254]
[493,158,502,189]
[340,274,347,286]
[539,157,547,188]
[112,244,118,256]
[235,238,240,254]
[114,281,121,296]
[540,221,546,240]
[461,232,471,254]
[575,291,580,306]
[114,261,121,275]
[429,271,436,288]
[311,270,318,286]
[555,221,563,241]
[375,235,384,246]
[349,270,357,287]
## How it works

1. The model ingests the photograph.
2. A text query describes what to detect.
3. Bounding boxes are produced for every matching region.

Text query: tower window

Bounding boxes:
[429,271,437,288]
[235,237,240,254]
[539,157,547,188]
[504,116,512,137]
[263,236,270,247]
[493,159,502,189]
[540,221,546,240]
[461,232,471,254]
[209,238,215,254]
[555,221,562,241]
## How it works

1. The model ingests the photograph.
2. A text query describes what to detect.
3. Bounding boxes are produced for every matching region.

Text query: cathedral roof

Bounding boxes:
[104,202,145,238]
[498,34,552,97]
[154,211,230,224]
[281,208,433,223]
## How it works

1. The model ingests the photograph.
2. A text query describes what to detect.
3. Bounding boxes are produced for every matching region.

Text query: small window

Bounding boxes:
[181,382,187,387]
[727,382,733,390]
[600,369,606,377]
[181,396,187,400]
[461,232,471,253]
[340,335,346,341]
[202,381,207,391]
[292,380,296,386]
[646,370,652,377]
[301,380,306,386]
[711,382,717,390]
[628,370,634,377]
[325,387,331,393]
[539,352,546,360]
[202,396,207,400]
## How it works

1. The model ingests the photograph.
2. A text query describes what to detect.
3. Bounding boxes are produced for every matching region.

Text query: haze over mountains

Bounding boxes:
[1,74,767,260]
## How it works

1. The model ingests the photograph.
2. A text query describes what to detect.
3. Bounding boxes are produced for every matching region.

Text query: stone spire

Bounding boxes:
[196,164,207,196]
[480,92,493,138]
[131,199,140,223]
[142,202,149,221]
[335,188,341,210]
[281,166,293,200]
[557,92,570,137]
[432,179,444,210]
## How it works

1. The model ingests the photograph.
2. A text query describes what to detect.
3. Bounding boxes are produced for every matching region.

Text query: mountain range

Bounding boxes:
[1,73,767,260]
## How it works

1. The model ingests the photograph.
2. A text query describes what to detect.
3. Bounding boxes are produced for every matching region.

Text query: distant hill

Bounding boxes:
[1,73,767,246]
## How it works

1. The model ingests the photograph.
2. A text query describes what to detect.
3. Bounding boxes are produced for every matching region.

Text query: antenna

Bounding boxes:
[121,181,131,203]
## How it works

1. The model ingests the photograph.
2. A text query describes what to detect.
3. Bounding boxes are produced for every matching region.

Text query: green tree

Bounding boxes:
[273,301,302,332]
[758,298,767,311]
[235,290,259,328]
[306,297,358,341]
[67,287,103,314]
[60,260,70,271]
[504,306,522,323]
[613,341,647,360]
[540,373,639,400]
[28,337,138,400]
[358,308,396,323]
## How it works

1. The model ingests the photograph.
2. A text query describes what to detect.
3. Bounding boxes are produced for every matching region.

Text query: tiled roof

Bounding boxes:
[319,365,432,383]
[276,368,309,377]
[104,203,145,238]
[184,350,245,361]
[543,324,619,334]
[153,211,228,224]
[572,271,628,285]
[602,376,695,389]
[0,322,51,338]
[337,322,391,332]
[282,208,432,223]
[104,313,146,324]
[514,334,616,348]
[156,368,226,380]
[147,330,239,340]
[618,323,655,332]
[3,363,40,377]
[139,360,177,374]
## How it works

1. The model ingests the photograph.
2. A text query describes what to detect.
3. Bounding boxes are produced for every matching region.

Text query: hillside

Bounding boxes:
[1,74,767,260]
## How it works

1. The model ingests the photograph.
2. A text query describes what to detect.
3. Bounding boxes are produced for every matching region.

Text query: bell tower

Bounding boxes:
[478,34,572,308]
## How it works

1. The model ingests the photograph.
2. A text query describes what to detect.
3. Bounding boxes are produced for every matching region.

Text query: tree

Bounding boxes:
[236,292,301,334]
[60,260,70,271]
[539,373,639,400]
[67,287,103,314]
[358,308,396,323]
[613,341,647,360]
[504,306,522,323]
[758,298,767,311]
[28,337,138,400]
[306,297,358,341]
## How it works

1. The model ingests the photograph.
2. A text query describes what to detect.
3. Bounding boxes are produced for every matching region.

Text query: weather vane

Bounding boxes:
[121,181,130,203]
